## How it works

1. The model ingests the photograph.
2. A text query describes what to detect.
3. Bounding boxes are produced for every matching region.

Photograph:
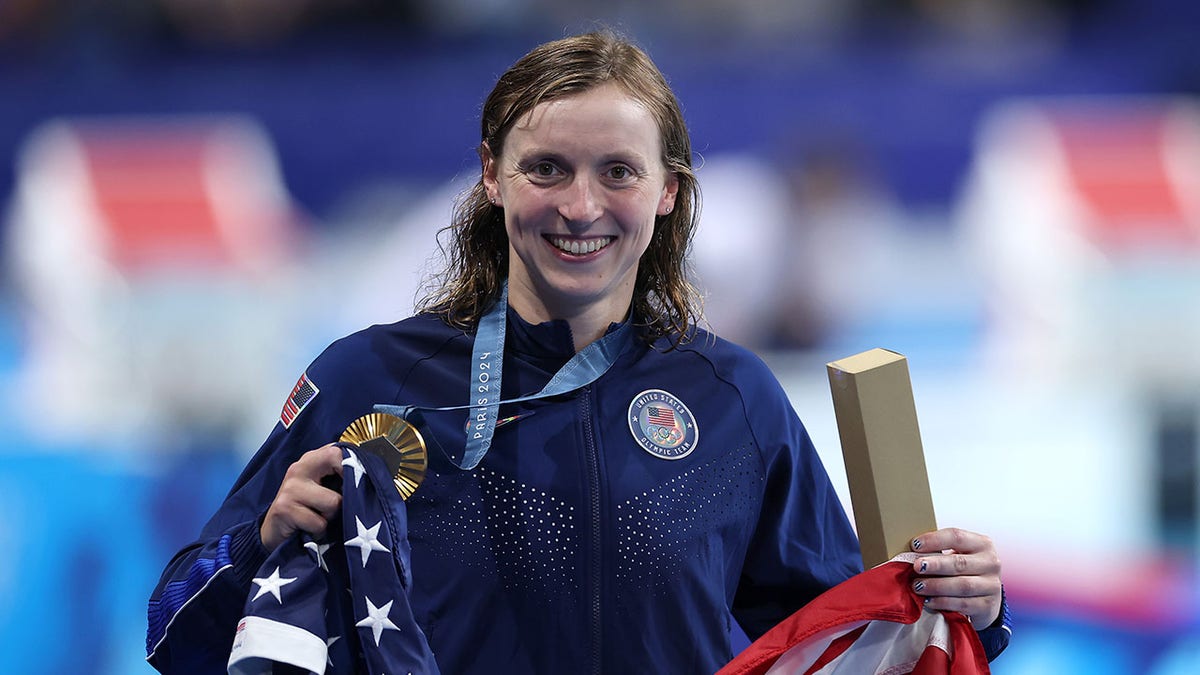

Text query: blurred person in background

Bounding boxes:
[692,133,908,352]
[147,29,1011,673]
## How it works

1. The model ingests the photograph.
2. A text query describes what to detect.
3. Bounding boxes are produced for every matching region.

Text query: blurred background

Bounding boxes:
[1,0,1198,672]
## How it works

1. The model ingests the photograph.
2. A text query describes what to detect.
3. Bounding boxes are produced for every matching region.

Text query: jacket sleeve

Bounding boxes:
[730,362,864,641]
[976,586,1013,660]
[145,354,342,673]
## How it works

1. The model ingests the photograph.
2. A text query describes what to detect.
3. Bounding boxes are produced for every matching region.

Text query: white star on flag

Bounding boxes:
[250,566,297,604]
[326,635,340,667]
[342,448,366,487]
[344,516,389,567]
[356,596,401,646]
[304,539,332,572]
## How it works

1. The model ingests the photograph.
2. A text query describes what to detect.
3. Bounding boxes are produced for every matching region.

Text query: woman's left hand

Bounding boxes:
[909,527,1002,629]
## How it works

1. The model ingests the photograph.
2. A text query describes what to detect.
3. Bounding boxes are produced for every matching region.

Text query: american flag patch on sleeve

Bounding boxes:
[280,372,319,428]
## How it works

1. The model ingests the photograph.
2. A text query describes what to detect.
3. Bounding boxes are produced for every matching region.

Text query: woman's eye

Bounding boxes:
[533,162,557,177]
[608,165,634,180]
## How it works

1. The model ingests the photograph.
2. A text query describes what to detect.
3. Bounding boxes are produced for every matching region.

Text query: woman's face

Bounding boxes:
[483,83,679,325]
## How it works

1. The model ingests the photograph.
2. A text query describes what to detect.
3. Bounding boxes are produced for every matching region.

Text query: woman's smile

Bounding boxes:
[545,235,616,257]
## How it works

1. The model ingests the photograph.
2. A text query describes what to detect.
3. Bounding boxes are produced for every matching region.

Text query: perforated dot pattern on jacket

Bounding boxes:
[415,465,580,599]
[615,445,762,593]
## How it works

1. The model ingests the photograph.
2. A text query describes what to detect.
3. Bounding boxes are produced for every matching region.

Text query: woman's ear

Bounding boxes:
[657,172,680,216]
[481,142,502,207]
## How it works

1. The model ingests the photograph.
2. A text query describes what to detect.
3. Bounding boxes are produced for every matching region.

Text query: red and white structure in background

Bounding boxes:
[5,116,304,448]
[958,97,1200,384]
[955,97,1200,660]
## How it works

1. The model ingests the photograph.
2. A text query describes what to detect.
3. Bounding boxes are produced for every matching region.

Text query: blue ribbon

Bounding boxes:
[375,283,632,470]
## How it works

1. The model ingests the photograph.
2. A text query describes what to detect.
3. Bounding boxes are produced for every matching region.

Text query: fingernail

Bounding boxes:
[913,581,925,592]
[919,561,927,573]
[912,538,923,550]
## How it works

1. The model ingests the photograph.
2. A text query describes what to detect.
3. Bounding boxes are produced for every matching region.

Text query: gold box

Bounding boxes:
[827,348,937,568]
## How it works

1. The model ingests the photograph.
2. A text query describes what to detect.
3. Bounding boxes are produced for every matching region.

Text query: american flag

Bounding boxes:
[280,372,319,428]
[717,554,990,675]
[647,406,676,428]
[228,446,439,674]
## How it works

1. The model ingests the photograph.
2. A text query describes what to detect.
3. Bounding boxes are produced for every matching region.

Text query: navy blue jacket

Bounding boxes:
[148,310,1000,673]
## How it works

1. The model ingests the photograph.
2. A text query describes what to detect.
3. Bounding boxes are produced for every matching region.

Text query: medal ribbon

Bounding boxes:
[375,282,633,470]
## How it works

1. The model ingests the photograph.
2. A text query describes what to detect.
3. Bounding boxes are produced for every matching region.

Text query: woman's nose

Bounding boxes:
[558,175,603,224]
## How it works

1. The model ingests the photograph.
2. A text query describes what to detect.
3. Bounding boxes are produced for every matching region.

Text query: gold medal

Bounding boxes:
[340,412,427,500]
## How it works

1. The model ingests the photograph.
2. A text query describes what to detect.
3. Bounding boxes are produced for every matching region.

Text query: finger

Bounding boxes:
[262,498,329,549]
[911,527,992,556]
[912,576,1002,627]
[326,444,346,477]
[912,574,998,600]
[270,481,342,533]
[282,502,334,539]
[296,444,346,480]
[912,550,1000,578]
[918,593,999,626]
[287,478,343,518]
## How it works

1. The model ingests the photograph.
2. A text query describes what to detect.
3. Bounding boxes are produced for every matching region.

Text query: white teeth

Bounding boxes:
[552,237,612,255]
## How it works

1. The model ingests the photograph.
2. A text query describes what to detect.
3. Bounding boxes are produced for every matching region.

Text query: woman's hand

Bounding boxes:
[909,527,1003,629]
[260,444,344,551]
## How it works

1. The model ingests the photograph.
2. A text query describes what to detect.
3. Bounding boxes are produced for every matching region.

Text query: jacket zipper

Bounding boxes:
[581,385,602,675]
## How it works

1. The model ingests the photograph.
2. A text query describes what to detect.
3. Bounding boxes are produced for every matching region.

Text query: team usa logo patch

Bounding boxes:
[280,372,319,428]
[627,389,699,460]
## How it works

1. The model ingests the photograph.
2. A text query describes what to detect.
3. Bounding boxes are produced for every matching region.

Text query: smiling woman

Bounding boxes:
[426,31,703,352]
[483,83,679,351]
[146,29,1011,675]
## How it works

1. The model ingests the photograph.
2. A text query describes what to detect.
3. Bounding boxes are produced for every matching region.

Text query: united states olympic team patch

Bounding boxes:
[627,389,698,460]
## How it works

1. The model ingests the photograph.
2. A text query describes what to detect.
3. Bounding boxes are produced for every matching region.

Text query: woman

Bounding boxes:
[147,30,1008,674]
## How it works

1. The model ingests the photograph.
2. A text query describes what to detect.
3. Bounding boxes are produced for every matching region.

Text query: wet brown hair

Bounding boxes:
[419,29,703,345]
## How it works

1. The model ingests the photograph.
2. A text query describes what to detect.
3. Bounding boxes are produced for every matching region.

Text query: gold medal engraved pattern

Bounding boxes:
[340,413,428,500]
